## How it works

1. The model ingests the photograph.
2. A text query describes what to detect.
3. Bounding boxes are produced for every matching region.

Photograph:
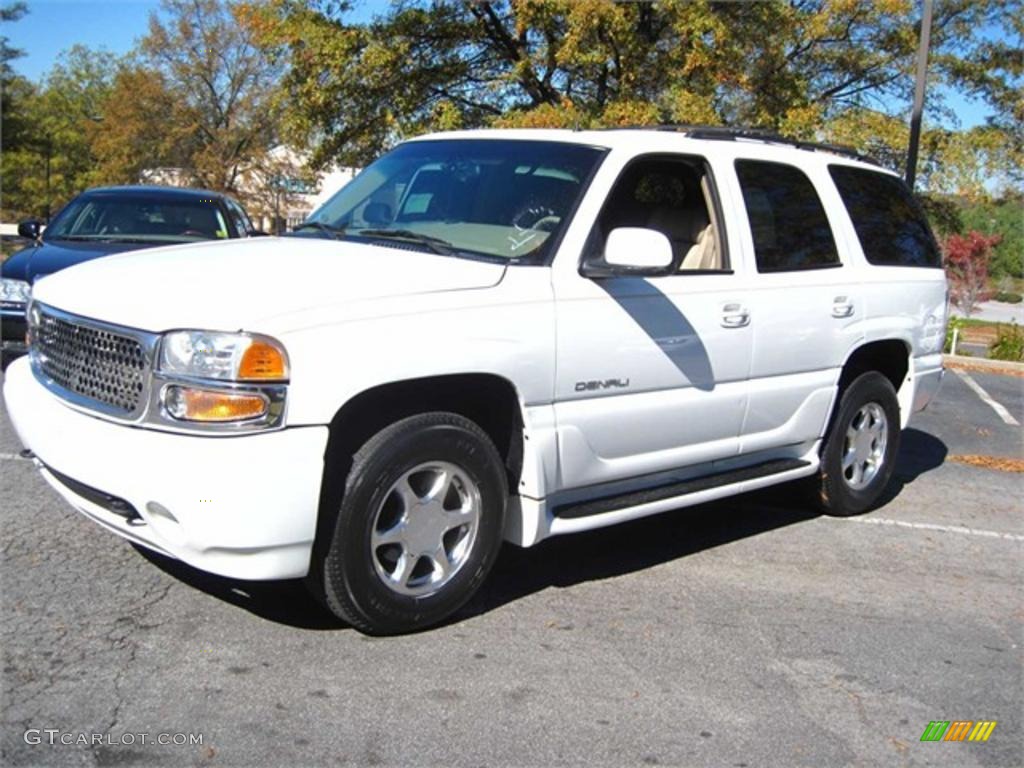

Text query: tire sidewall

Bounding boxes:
[326,418,506,633]
[823,372,901,515]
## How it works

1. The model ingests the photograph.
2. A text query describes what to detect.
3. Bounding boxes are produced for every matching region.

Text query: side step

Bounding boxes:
[553,458,811,520]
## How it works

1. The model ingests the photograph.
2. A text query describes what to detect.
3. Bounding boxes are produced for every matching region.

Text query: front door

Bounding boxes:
[551,154,752,491]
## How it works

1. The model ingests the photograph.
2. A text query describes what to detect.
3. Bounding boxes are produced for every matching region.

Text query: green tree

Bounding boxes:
[0,1,26,78]
[960,195,1024,278]
[2,45,117,220]
[939,10,1023,185]
[0,1,35,220]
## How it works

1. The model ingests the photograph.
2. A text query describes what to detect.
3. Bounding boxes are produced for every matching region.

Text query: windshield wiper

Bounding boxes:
[357,228,455,256]
[54,235,155,243]
[292,221,347,240]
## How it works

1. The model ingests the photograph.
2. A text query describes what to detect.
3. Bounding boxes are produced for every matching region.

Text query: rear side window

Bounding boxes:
[225,199,253,236]
[735,160,839,272]
[829,165,941,267]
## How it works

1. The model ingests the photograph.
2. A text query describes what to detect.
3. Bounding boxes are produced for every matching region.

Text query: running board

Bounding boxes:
[553,458,811,520]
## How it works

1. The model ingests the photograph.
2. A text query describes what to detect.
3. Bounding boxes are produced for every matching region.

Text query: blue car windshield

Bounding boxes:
[45,196,231,243]
[302,139,607,261]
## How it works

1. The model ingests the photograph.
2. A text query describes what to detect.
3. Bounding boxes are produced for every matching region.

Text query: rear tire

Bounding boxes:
[315,412,507,635]
[814,371,901,517]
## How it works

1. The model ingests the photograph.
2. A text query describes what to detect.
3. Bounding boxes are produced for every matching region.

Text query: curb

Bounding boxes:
[943,354,1024,374]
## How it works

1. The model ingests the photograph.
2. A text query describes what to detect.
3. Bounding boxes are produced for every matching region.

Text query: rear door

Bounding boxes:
[729,157,864,454]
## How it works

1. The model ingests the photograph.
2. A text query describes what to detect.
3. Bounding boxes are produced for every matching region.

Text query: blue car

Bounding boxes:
[1,186,261,360]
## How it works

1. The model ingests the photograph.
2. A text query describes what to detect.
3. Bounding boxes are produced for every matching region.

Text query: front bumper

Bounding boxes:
[3,357,329,580]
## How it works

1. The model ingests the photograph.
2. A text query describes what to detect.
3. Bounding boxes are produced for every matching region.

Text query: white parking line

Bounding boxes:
[833,516,1024,542]
[0,452,26,461]
[954,369,1020,426]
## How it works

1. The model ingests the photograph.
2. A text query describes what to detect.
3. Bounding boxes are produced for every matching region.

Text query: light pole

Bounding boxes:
[906,0,934,190]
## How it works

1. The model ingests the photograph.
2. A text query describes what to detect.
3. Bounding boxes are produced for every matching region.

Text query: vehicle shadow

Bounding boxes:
[132,545,348,631]
[464,427,948,621]
[133,427,948,631]
[876,426,948,506]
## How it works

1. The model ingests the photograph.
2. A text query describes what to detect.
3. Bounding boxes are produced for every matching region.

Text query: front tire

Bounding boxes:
[814,371,901,517]
[317,412,507,635]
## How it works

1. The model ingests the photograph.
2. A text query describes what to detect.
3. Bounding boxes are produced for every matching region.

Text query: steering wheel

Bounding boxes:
[512,203,560,232]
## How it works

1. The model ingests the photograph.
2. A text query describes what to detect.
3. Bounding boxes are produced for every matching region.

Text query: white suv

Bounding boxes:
[3,127,947,634]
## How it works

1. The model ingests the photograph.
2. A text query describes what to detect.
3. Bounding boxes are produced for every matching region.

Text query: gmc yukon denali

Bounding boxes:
[3,127,947,634]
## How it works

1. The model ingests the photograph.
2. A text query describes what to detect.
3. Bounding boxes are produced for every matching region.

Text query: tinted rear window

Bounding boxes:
[735,160,839,272]
[828,165,941,268]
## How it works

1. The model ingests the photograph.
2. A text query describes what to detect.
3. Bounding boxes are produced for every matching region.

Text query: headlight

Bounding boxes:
[0,278,31,304]
[157,331,289,382]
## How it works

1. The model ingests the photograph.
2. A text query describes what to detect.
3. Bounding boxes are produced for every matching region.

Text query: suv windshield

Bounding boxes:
[301,139,607,261]
[45,195,231,243]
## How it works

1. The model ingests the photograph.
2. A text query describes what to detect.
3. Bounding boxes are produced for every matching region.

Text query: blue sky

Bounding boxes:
[6,0,992,130]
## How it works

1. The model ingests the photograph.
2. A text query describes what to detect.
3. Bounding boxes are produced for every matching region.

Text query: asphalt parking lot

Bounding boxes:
[1,365,1021,768]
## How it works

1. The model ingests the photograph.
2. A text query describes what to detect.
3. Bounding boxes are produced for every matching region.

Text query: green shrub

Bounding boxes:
[944,317,964,354]
[989,323,1024,362]
[993,291,1023,304]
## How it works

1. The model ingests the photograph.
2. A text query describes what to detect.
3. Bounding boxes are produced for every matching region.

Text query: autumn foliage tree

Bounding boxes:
[239,0,1023,173]
[83,0,283,195]
[945,231,1002,317]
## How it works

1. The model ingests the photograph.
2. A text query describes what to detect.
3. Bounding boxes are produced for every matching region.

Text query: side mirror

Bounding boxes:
[17,220,42,241]
[582,227,674,278]
[363,201,393,226]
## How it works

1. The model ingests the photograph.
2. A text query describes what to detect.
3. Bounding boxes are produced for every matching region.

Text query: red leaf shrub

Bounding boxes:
[945,231,1002,317]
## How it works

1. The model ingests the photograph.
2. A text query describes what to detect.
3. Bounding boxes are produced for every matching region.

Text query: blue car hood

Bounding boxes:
[1,239,168,283]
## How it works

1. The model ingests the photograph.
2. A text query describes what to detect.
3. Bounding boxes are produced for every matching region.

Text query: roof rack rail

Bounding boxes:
[602,124,883,167]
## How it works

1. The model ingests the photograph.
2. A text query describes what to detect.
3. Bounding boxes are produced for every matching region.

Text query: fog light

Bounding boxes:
[164,386,268,422]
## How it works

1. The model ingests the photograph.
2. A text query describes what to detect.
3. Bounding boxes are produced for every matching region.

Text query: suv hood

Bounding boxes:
[31,237,507,332]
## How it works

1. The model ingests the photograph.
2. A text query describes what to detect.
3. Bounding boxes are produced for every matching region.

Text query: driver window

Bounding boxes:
[591,155,727,272]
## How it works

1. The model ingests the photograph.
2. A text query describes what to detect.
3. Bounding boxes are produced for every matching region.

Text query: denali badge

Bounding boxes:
[575,378,630,392]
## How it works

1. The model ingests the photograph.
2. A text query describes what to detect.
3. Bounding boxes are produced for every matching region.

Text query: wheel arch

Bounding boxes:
[832,338,913,431]
[310,373,527,575]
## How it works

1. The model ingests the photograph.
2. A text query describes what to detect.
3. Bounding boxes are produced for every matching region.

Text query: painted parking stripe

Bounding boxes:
[833,516,1024,542]
[0,452,26,461]
[954,369,1020,426]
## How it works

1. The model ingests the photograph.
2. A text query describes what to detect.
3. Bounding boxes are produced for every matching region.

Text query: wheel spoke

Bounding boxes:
[429,544,452,580]
[850,462,864,486]
[394,552,418,587]
[372,521,406,548]
[424,468,453,504]
[444,502,474,528]
[842,445,857,470]
[396,476,421,511]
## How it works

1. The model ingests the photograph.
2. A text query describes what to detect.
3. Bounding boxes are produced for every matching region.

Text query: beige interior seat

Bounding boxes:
[646,203,719,271]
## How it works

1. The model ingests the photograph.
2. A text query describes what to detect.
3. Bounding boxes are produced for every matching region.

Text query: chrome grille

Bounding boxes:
[33,308,148,415]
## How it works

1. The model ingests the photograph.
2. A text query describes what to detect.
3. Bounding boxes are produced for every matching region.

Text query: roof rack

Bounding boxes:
[602,124,883,167]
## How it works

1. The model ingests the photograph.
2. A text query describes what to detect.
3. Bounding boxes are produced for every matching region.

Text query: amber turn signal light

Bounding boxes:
[164,386,268,422]
[238,340,288,380]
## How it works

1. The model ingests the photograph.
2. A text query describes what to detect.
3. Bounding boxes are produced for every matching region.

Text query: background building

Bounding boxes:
[141,146,357,234]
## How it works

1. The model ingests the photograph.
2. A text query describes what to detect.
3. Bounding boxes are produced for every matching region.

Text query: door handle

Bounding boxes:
[721,303,750,328]
[832,296,854,318]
